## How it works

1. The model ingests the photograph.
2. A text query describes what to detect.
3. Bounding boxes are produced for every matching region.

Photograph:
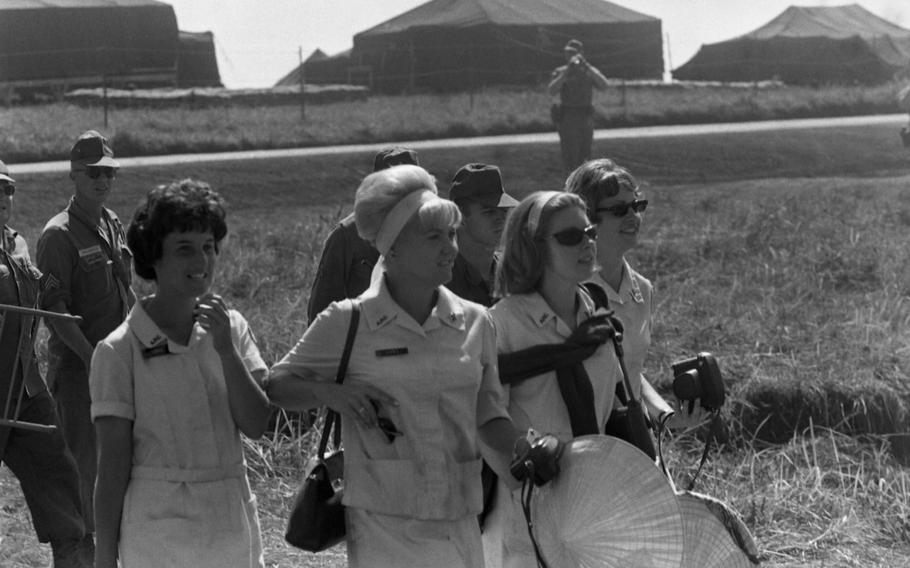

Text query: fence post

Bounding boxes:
[299,46,306,121]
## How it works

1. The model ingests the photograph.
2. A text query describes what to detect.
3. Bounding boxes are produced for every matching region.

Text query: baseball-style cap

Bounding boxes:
[565,39,583,52]
[373,146,419,172]
[450,163,519,208]
[0,159,14,183]
[70,130,120,168]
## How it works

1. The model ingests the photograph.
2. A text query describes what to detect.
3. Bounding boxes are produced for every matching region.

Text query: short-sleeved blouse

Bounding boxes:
[89,301,267,568]
[488,289,622,442]
[272,276,509,520]
[587,260,653,398]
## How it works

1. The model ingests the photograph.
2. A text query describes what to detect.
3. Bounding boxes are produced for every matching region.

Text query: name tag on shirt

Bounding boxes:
[375,347,408,357]
[78,245,108,267]
[142,343,171,359]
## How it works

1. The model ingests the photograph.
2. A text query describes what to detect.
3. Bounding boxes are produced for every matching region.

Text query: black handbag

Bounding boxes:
[285,302,360,552]
[581,283,657,459]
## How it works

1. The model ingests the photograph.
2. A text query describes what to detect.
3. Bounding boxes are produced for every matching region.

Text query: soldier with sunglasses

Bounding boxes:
[36,131,134,544]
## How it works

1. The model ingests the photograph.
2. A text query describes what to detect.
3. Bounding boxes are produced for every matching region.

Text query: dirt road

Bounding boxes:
[8,113,907,175]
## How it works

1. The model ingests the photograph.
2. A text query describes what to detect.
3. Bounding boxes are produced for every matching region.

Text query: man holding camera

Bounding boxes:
[548,39,608,173]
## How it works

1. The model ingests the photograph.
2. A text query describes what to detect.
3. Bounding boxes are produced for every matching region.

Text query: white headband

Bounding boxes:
[526,191,562,236]
[374,189,438,255]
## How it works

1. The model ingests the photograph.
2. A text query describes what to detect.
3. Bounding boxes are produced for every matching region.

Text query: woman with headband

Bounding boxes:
[566,159,706,435]
[267,165,559,568]
[486,190,624,567]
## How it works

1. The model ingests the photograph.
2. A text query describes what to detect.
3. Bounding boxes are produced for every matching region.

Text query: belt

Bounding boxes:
[131,463,245,483]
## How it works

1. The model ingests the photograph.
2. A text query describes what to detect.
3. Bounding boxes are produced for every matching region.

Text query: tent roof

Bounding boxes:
[305,48,328,62]
[739,4,910,41]
[358,0,658,37]
[0,0,169,8]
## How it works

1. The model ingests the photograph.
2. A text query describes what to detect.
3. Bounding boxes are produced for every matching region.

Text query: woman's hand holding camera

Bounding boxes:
[510,429,564,486]
[660,401,710,432]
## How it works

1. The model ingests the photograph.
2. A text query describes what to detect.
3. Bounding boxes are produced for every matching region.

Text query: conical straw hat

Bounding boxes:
[677,491,761,566]
[531,435,685,568]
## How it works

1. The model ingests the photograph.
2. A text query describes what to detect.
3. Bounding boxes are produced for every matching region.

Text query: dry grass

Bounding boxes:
[3,122,910,565]
[1,80,906,163]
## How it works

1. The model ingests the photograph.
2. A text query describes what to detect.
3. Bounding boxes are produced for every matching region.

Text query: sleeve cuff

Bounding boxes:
[91,401,135,422]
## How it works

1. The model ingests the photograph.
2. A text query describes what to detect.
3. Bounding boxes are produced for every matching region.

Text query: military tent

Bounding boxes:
[674,4,910,85]
[0,0,178,91]
[275,48,353,87]
[177,30,222,87]
[349,0,663,92]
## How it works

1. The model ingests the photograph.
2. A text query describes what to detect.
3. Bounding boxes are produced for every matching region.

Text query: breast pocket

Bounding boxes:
[77,255,113,300]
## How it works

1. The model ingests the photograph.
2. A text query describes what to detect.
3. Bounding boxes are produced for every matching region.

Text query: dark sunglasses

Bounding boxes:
[550,224,597,246]
[596,199,648,218]
[77,166,117,180]
[1,182,14,196]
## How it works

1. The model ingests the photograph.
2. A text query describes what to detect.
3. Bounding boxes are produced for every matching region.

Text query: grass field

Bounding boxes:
[1,80,908,164]
[3,119,910,566]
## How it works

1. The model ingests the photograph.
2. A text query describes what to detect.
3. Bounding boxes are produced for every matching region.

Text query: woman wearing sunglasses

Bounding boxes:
[566,158,705,437]
[486,190,624,567]
[268,165,558,568]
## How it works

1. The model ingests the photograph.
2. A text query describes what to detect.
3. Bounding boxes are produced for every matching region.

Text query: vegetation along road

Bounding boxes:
[7,113,907,174]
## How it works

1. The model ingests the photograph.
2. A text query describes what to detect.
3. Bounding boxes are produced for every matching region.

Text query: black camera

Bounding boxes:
[509,431,563,486]
[671,352,725,411]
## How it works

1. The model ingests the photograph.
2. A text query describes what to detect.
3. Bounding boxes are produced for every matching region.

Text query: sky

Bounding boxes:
[165,0,910,89]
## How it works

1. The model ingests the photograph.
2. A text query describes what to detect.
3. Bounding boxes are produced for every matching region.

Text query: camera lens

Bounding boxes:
[672,369,702,400]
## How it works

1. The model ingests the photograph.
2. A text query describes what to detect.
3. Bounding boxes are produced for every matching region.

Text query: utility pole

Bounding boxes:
[299,46,306,121]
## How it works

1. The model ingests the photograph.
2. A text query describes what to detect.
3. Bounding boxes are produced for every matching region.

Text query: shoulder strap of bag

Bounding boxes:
[317,300,361,460]
[580,283,636,405]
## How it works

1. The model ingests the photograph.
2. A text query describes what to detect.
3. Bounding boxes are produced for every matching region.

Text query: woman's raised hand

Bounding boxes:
[195,293,233,353]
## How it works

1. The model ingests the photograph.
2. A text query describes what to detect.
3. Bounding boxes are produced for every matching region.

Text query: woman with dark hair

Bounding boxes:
[91,179,271,568]
[488,190,623,567]
[566,159,705,434]
[268,165,559,568]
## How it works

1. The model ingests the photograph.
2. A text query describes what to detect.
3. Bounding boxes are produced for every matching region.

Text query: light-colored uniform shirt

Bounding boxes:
[488,289,622,441]
[90,302,266,568]
[273,276,509,568]
[588,260,652,398]
[487,289,623,568]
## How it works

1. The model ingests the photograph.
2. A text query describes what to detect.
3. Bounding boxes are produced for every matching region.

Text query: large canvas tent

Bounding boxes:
[177,31,222,88]
[674,4,910,85]
[0,0,179,93]
[349,0,663,93]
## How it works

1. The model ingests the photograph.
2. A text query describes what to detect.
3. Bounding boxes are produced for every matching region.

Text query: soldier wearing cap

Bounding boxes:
[548,39,609,172]
[36,130,134,540]
[1,159,94,567]
[306,146,419,324]
[446,163,518,307]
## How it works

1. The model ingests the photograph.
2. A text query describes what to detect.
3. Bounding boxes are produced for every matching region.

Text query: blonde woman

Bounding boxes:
[268,165,558,568]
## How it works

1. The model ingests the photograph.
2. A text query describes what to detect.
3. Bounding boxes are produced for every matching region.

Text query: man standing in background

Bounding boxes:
[446,163,517,307]
[36,130,133,543]
[306,146,419,324]
[548,39,609,172]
